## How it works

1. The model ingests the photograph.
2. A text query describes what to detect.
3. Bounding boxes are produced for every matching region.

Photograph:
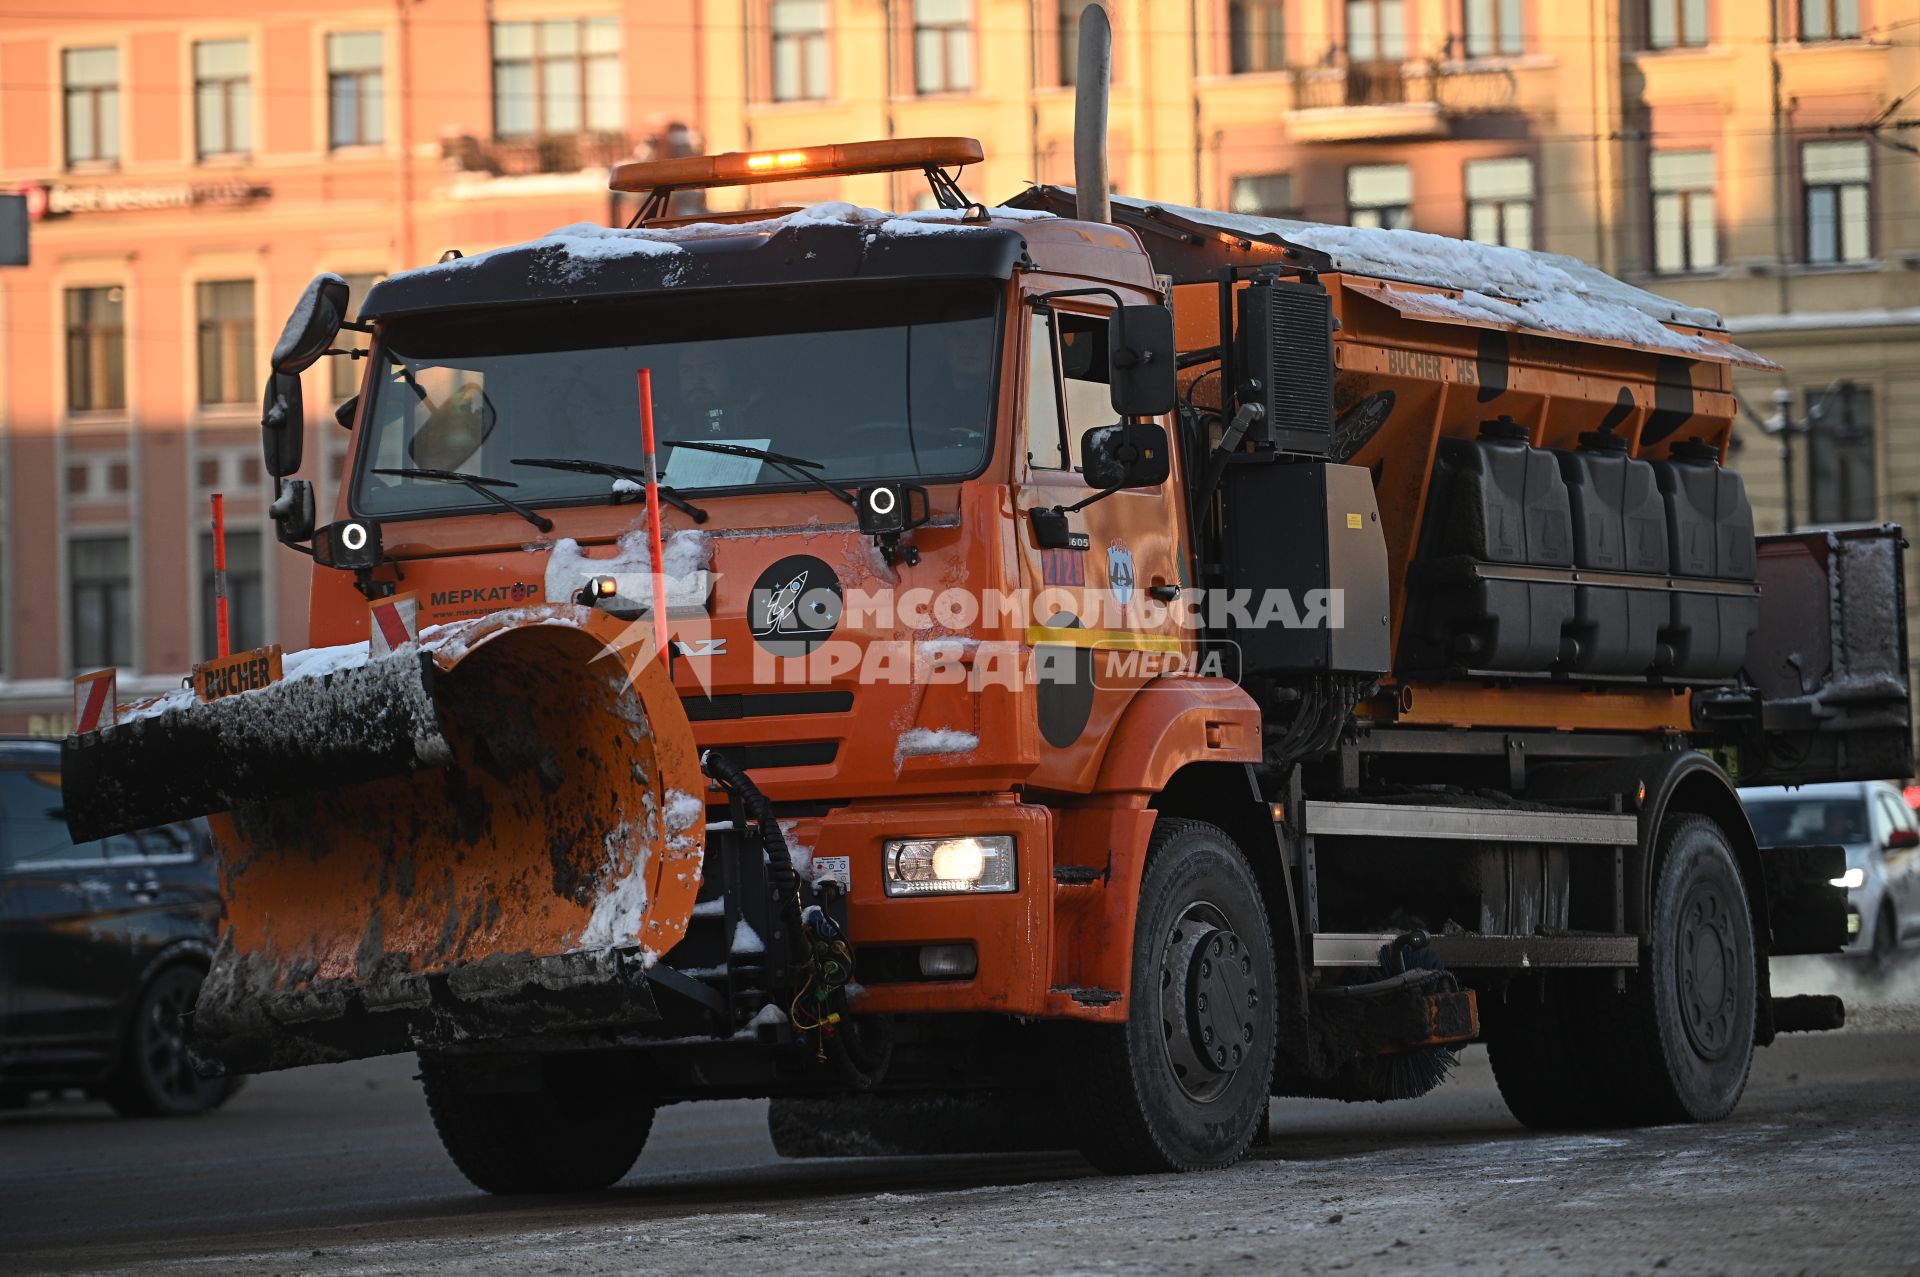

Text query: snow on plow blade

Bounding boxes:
[64,609,706,1074]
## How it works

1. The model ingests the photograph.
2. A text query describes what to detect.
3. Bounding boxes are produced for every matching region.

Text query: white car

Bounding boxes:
[1741,780,1920,966]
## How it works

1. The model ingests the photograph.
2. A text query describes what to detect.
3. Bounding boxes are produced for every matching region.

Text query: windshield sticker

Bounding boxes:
[663,438,770,490]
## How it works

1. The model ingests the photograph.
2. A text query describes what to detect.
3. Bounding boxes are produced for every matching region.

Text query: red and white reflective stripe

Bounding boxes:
[73,669,118,734]
[368,592,419,657]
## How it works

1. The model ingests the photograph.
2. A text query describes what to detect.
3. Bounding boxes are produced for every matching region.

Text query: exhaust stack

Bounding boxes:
[1073,3,1112,224]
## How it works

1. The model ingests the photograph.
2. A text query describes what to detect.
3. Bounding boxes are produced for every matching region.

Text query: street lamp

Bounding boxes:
[1750,380,1858,535]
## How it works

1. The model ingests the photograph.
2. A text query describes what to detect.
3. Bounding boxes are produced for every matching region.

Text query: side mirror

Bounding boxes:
[1109,303,1176,418]
[261,370,304,478]
[269,480,316,544]
[334,394,359,431]
[1887,827,1919,850]
[310,518,383,570]
[271,273,350,375]
[1081,422,1171,491]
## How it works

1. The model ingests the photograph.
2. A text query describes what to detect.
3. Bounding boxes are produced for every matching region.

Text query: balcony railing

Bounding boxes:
[441,131,637,177]
[1289,58,1517,115]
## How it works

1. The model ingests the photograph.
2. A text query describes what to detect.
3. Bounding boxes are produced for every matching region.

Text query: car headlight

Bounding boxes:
[883,836,1016,897]
[1831,867,1866,890]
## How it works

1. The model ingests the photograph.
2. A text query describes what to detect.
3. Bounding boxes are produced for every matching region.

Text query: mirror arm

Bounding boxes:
[1028,285,1130,346]
[340,319,375,334]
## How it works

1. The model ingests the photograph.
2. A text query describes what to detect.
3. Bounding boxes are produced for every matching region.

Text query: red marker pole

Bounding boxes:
[637,369,670,664]
[210,492,231,659]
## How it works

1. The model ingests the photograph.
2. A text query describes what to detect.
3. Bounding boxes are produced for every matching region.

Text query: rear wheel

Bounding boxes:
[1057,818,1276,1174]
[104,964,239,1118]
[1491,814,1756,1129]
[420,1053,653,1194]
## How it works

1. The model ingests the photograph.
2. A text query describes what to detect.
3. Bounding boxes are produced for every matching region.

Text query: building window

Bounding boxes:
[328,32,385,149]
[196,280,255,407]
[1230,173,1295,217]
[913,0,973,94]
[70,536,132,671]
[492,18,622,139]
[1347,163,1412,230]
[1648,0,1708,50]
[1346,0,1408,62]
[1229,1,1285,74]
[65,286,126,413]
[1057,0,1099,85]
[1463,0,1524,57]
[63,47,120,168]
[194,40,251,158]
[1803,140,1870,265]
[1800,0,1861,40]
[201,528,266,658]
[1651,150,1716,274]
[1805,383,1874,525]
[1465,157,1533,249]
[332,273,384,399]
[770,0,829,102]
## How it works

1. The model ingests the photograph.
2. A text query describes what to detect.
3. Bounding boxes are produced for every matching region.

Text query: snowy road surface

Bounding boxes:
[4,968,1918,1275]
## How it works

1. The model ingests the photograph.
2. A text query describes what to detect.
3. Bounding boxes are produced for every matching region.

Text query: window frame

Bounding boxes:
[1227,0,1286,75]
[1347,162,1414,230]
[1801,139,1871,267]
[1462,0,1525,59]
[65,285,127,415]
[327,31,386,150]
[195,279,257,408]
[62,46,121,170]
[491,17,623,140]
[1804,382,1874,526]
[912,0,974,95]
[1649,149,1718,276]
[1230,172,1296,218]
[1464,156,1535,250]
[1345,0,1409,64]
[1798,0,1861,41]
[769,0,831,103]
[193,38,252,160]
[68,534,134,672]
[1647,0,1709,51]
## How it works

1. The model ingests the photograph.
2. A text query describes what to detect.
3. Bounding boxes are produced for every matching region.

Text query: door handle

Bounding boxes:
[1147,584,1181,601]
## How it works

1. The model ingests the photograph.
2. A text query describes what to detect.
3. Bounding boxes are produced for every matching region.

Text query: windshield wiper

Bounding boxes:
[660,439,856,507]
[373,467,554,533]
[510,457,709,523]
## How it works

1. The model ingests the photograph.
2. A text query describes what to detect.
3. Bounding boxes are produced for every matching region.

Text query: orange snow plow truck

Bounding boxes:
[61,33,1907,1193]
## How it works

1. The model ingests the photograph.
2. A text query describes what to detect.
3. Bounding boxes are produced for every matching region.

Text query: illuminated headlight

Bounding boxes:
[1831,867,1866,890]
[883,836,1016,897]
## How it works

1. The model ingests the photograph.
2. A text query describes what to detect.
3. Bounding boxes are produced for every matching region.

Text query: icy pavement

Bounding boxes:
[7,989,1918,1275]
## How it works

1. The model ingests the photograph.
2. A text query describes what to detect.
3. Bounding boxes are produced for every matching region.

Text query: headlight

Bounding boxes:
[883,836,1016,896]
[1831,867,1866,890]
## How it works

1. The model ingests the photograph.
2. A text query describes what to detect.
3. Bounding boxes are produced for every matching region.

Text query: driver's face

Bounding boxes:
[676,348,728,403]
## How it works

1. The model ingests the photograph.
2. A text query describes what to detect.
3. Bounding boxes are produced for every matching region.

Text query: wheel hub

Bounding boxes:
[1676,881,1740,1061]
[1158,903,1256,1103]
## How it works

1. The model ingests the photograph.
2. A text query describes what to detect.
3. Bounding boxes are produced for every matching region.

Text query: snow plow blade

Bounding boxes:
[62,650,451,845]
[63,610,706,1075]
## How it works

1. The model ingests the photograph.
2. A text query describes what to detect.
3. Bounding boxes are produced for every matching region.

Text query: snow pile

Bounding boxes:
[1081,191,1771,364]
[383,202,1054,288]
[578,813,651,950]
[731,919,766,955]
[895,726,980,769]
[662,788,706,853]
[543,527,713,611]
[779,819,816,880]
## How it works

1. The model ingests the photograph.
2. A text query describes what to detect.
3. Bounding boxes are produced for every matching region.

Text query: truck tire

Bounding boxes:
[420,1054,653,1194]
[103,964,242,1118]
[1611,813,1757,1124]
[1057,818,1277,1174]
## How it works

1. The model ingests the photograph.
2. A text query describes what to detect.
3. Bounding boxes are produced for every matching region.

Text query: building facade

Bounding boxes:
[2,1,1916,733]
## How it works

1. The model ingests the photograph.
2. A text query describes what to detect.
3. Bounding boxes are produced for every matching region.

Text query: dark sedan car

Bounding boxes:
[0,737,235,1116]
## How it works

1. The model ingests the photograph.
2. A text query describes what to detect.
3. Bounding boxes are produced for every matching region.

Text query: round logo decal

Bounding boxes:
[749,554,843,656]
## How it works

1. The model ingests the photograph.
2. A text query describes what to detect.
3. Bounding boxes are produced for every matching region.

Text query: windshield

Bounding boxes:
[351,281,1002,518]
[1744,797,1869,846]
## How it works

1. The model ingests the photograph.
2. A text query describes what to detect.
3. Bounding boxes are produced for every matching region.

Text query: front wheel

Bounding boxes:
[1056,818,1277,1174]
[421,1053,654,1194]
